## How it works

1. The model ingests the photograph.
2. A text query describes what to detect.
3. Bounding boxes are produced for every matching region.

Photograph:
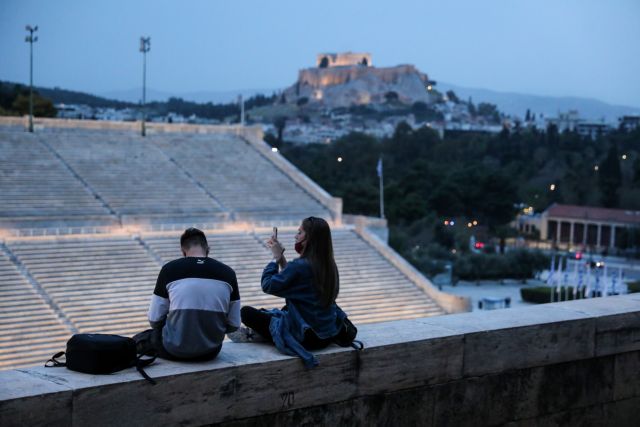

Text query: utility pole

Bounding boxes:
[238,94,245,126]
[139,37,151,136]
[377,157,385,219]
[25,25,38,133]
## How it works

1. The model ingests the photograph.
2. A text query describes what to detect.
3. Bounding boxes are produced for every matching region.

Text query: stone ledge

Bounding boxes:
[1,294,639,426]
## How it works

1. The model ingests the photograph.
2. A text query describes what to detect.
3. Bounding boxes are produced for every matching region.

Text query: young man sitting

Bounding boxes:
[136,228,240,360]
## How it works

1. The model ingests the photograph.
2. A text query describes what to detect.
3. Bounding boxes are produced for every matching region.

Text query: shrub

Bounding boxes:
[520,286,586,304]
[453,249,549,280]
[628,281,640,293]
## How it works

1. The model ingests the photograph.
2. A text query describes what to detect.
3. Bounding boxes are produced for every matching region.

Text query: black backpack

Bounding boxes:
[46,334,157,384]
[334,316,364,350]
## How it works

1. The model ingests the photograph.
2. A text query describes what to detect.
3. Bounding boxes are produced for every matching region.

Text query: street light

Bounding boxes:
[25,25,38,133]
[139,36,151,136]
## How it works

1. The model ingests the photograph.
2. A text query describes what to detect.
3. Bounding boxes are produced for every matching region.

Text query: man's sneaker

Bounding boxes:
[226,326,268,343]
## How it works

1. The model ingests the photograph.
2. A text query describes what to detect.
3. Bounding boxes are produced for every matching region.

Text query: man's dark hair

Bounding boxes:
[180,227,209,253]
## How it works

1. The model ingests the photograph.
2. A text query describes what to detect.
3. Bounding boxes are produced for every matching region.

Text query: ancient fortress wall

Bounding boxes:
[316,52,372,68]
[298,64,424,88]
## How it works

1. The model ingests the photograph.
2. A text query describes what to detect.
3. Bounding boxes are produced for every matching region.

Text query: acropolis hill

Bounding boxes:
[283,52,437,108]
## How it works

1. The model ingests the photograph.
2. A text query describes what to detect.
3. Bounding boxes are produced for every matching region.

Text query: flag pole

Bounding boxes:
[377,157,385,219]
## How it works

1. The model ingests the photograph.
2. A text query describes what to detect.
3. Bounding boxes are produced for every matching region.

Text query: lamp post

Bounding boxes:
[139,37,151,136]
[25,25,38,133]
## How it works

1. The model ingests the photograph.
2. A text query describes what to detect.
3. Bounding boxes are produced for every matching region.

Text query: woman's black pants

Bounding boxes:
[241,306,333,350]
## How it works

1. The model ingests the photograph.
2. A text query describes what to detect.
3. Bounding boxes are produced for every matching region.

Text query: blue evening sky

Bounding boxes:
[1,0,639,107]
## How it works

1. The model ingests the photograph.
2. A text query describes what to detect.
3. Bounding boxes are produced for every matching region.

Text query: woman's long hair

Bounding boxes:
[300,217,339,307]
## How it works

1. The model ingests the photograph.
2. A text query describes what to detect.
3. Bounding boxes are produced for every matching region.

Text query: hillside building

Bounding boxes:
[518,203,640,250]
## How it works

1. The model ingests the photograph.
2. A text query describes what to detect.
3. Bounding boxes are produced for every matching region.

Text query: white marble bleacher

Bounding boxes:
[7,236,160,339]
[0,130,111,222]
[152,133,331,219]
[0,249,71,369]
[45,131,223,217]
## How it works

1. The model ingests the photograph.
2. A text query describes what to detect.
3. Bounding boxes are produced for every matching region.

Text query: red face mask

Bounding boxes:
[294,240,305,255]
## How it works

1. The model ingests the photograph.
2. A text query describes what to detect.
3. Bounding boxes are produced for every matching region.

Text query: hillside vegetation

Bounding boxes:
[274,124,640,279]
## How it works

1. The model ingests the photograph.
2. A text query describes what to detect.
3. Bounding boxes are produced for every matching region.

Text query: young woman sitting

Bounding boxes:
[229,217,349,367]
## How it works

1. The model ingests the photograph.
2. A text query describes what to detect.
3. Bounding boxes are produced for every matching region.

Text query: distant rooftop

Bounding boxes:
[545,203,640,225]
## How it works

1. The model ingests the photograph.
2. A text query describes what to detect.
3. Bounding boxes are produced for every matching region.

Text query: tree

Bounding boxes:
[477,103,500,123]
[468,97,476,116]
[599,144,622,207]
[384,91,399,103]
[393,121,413,140]
[274,116,287,144]
[525,109,531,122]
[633,158,640,184]
[446,90,459,103]
[546,123,559,145]
[11,93,57,117]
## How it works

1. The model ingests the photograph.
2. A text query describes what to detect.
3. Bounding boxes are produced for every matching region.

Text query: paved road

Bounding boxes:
[440,279,541,312]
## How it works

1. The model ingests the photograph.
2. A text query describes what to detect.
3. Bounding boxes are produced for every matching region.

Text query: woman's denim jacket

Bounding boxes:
[261,258,345,367]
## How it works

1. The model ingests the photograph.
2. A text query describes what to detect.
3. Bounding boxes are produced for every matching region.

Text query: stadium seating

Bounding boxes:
[152,133,330,219]
[0,125,446,371]
[0,247,72,369]
[7,236,159,337]
[45,131,223,216]
[0,129,112,224]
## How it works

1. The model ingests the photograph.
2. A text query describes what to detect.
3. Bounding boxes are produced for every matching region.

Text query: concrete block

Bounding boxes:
[433,371,526,426]
[553,294,640,316]
[462,307,595,376]
[595,311,640,356]
[433,356,613,425]
[504,403,605,427]
[554,296,640,356]
[602,396,640,427]
[518,356,614,419]
[0,370,72,427]
[70,344,358,426]
[218,385,436,427]
[357,320,464,393]
[614,351,640,400]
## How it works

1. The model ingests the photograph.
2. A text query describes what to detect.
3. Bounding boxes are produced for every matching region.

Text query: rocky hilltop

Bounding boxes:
[283,53,437,108]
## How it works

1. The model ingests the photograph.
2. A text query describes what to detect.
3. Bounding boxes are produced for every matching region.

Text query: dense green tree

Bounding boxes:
[599,144,622,207]
[477,103,500,123]
[277,122,638,278]
[274,116,287,144]
[446,90,459,103]
[384,91,399,103]
[11,93,57,117]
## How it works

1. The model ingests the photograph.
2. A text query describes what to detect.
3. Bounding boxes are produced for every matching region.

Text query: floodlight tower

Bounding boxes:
[139,37,151,136]
[25,25,38,133]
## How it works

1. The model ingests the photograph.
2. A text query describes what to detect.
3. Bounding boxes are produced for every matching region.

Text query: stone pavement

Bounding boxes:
[439,279,544,311]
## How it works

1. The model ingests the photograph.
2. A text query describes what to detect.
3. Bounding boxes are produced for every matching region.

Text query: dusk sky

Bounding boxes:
[1,0,639,107]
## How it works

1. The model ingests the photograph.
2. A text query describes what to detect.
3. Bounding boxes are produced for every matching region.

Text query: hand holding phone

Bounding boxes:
[272,226,278,241]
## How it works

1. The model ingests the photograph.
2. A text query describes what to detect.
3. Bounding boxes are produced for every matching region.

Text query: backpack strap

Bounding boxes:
[135,350,157,385]
[44,351,66,368]
[350,340,364,351]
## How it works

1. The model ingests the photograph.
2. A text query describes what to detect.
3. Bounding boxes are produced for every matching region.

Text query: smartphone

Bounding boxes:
[272,226,278,240]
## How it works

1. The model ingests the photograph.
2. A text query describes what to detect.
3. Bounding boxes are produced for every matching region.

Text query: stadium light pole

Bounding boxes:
[25,25,38,133]
[139,37,151,136]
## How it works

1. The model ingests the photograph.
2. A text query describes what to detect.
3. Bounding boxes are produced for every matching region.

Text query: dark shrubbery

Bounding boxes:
[628,281,640,293]
[453,249,548,281]
[521,286,586,304]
